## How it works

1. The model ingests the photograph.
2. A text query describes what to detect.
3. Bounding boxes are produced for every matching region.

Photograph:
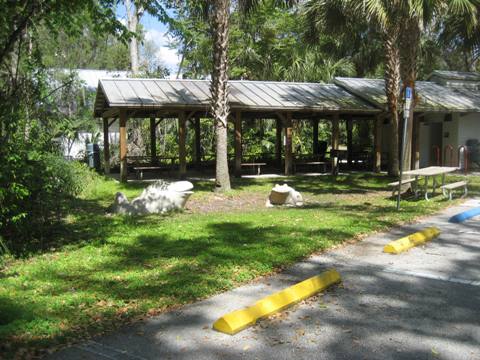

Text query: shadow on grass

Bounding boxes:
[2,172,478,357]
[228,173,391,196]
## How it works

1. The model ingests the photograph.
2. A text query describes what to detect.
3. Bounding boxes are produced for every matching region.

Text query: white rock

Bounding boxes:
[113,180,194,215]
[266,184,303,207]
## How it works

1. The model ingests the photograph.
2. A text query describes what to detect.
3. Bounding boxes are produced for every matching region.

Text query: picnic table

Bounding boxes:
[241,162,267,175]
[403,166,458,200]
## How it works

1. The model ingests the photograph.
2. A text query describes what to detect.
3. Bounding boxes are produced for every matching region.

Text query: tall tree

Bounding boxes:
[173,1,301,192]
[210,0,232,192]
[439,5,480,71]
[304,0,402,175]
[399,0,478,171]
[125,0,144,75]
[304,0,478,175]
[209,0,297,192]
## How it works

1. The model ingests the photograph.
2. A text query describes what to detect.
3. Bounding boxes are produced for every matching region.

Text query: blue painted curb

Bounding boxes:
[449,207,480,223]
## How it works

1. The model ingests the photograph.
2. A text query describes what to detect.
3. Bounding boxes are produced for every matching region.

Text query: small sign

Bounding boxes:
[405,87,412,100]
[404,86,413,113]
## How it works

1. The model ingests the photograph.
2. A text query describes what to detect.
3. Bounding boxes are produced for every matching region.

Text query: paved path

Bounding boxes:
[50,200,480,360]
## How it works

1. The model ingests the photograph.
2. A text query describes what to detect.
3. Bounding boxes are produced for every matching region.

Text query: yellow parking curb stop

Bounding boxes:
[383,227,440,254]
[212,269,341,335]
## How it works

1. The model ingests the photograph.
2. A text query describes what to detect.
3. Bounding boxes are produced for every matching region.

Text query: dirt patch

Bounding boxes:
[184,190,385,215]
[185,192,267,214]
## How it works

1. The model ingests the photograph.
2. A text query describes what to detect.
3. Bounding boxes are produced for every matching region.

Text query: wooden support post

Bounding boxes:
[374,114,382,173]
[194,116,201,169]
[284,113,293,175]
[103,117,110,174]
[234,111,242,177]
[313,118,319,156]
[119,110,128,182]
[178,111,187,179]
[331,114,340,175]
[412,114,420,169]
[346,117,353,167]
[150,117,157,164]
[276,118,282,169]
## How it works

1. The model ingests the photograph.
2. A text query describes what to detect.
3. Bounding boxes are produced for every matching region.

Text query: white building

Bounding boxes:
[59,69,127,159]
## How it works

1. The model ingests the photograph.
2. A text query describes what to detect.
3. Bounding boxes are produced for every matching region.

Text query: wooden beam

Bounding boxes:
[150,117,157,164]
[374,114,382,173]
[108,118,116,128]
[276,111,286,123]
[101,108,119,119]
[178,111,187,179]
[103,118,110,174]
[276,118,282,169]
[331,114,340,175]
[312,118,319,156]
[284,112,293,175]
[119,110,128,182]
[412,114,420,169]
[346,117,353,167]
[234,111,242,177]
[194,116,201,169]
[186,111,196,122]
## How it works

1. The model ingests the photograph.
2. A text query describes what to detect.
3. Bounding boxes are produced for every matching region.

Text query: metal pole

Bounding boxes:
[397,87,412,211]
[396,111,409,210]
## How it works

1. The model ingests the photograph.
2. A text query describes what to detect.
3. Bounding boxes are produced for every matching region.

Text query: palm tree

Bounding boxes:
[439,4,480,72]
[398,0,477,171]
[304,0,478,175]
[210,0,231,192]
[208,0,296,192]
[304,0,402,175]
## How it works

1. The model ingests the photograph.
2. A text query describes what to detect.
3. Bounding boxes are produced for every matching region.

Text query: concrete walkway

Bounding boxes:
[50,200,480,360]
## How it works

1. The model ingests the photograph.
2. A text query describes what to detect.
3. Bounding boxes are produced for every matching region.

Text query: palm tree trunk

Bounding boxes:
[400,17,420,173]
[384,27,401,177]
[211,0,231,192]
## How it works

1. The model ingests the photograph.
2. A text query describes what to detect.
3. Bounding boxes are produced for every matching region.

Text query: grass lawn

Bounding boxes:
[1,172,479,358]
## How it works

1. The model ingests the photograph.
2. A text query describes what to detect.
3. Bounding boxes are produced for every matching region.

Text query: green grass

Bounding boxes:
[1,172,479,358]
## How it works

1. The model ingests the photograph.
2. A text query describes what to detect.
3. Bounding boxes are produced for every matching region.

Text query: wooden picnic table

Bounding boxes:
[241,162,267,175]
[403,166,458,200]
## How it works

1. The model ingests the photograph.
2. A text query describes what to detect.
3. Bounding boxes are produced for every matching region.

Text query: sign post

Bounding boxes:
[397,87,412,211]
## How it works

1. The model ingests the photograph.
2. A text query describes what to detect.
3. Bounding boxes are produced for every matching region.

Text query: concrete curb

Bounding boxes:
[383,227,440,254]
[212,269,341,335]
[449,207,480,223]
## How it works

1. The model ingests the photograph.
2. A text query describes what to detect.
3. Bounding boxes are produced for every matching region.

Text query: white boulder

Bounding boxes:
[113,180,194,215]
[266,184,303,207]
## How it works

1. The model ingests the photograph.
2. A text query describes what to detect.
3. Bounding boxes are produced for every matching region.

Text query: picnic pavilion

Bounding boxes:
[94,78,383,182]
[94,72,480,182]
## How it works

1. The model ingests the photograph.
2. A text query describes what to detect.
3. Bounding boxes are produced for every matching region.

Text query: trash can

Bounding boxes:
[86,143,100,170]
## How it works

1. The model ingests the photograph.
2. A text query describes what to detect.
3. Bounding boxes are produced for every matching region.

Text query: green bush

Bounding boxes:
[0,144,97,255]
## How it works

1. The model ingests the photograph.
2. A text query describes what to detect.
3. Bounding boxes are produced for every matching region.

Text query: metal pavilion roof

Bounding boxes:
[94,78,380,118]
[429,70,480,82]
[334,77,480,113]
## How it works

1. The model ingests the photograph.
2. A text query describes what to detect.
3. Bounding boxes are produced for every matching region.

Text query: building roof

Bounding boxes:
[334,77,480,113]
[429,70,480,82]
[94,78,380,118]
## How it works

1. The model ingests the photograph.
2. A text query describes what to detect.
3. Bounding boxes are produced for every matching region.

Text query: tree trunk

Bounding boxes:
[383,27,401,177]
[125,0,143,75]
[400,17,420,173]
[210,0,231,192]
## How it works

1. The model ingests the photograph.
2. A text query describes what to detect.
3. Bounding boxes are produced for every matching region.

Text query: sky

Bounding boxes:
[116,6,181,77]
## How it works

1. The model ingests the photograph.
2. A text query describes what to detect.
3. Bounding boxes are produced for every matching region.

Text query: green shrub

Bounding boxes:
[0,145,97,255]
